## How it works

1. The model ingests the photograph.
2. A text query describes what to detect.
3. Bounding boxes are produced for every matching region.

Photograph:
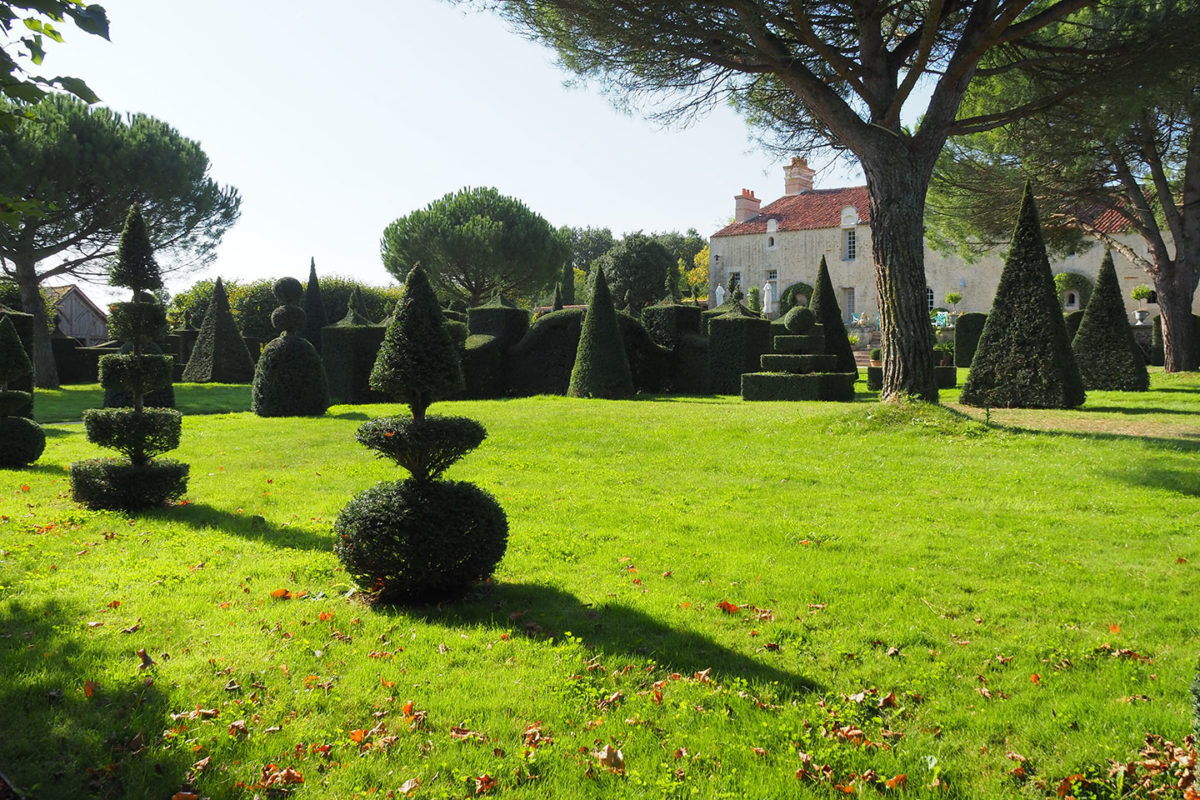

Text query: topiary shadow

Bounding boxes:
[141,502,331,552]
[1077,405,1200,417]
[405,581,821,696]
[0,599,193,799]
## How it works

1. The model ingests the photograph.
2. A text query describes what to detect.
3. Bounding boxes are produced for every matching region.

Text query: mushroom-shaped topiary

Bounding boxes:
[0,314,45,467]
[251,275,330,416]
[335,264,506,604]
[71,204,188,509]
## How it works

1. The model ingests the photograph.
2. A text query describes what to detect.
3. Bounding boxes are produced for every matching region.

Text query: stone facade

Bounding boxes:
[709,159,1196,334]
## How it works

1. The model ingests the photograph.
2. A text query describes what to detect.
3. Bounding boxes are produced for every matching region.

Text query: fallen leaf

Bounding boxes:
[1030,673,1041,684]
[751,746,766,757]
[86,621,104,628]
[228,719,248,737]
[402,699,414,716]
[594,744,625,771]
[474,773,497,794]
[270,588,292,599]
[716,599,740,614]
[450,725,483,741]
[84,680,98,698]
[121,619,142,634]
[1109,623,1121,634]
[381,677,395,688]
[398,777,420,795]
[885,773,907,789]
[349,729,366,743]
[136,648,155,669]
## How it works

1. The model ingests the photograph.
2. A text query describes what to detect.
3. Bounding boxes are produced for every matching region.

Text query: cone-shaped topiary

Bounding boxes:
[338,263,506,604]
[181,277,255,383]
[302,257,327,351]
[370,265,463,421]
[552,284,564,312]
[961,184,1085,408]
[1071,250,1149,391]
[72,204,186,507]
[109,205,163,294]
[809,256,859,377]
[252,276,330,416]
[337,285,376,326]
[0,314,44,467]
[568,266,634,398]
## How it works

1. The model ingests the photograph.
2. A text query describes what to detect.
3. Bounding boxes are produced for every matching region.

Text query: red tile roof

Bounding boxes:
[713,186,871,238]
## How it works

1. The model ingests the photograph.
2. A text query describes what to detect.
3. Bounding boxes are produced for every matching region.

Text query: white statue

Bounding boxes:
[761,282,774,318]
[714,284,726,307]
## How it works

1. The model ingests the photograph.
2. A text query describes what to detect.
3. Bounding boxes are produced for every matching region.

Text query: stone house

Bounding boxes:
[708,158,1193,332]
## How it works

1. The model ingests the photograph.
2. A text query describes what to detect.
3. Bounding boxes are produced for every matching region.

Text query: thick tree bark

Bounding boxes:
[12,256,60,389]
[1157,264,1199,372]
[863,152,938,402]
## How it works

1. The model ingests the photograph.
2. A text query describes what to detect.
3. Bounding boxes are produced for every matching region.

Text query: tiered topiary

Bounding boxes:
[809,256,859,377]
[251,276,331,416]
[741,302,857,401]
[71,205,188,509]
[181,277,255,383]
[568,266,635,398]
[335,264,507,604]
[0,314,45,467]
[302,257,327,352]
[961,184,1085,409]
[1071,251,1149,391]
[708,301,772,394]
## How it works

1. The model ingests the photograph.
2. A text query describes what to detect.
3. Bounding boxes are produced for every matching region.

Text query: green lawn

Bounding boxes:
[2,375,1197,799]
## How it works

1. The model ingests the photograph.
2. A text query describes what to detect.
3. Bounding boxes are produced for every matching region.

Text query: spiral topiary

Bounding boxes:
[335,264,507,604]
[71,204,188,509]
[0,313,45,467]
[251,275,330,416]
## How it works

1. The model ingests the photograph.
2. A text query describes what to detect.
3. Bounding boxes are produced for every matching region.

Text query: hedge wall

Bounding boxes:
[468,297,529,347]
[0,308,34,418]
[322,323,387,404]
[954,313,987,368]
[462,334,508,399]
[708,308,772,394]
[642,301,702,350]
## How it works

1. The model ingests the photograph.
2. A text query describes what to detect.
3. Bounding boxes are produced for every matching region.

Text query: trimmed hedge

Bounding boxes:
[0,414,45,467]
[1072,251,1149,391]
[961,185,1085,409]
[182,277,255,383]
[709,306,772,394]
[356,416,486,482]
[99,352,173,395]
[954,313,987,368]
[83,407,182,465]
[462,334,508,399]
[760,353,837,373]
[468,297,529,346]
[252,334,330,416]
[569,267,634,399]
[642,301,702,350]
[1064,310,1085,343]
[783,305,816,334]
[70,457,189,511]
[774,332,825,354]
[671,332,710,394]
[934,365,958,389]
[334,478,508,604]
[809,256,859,377]
[302,258,327,351]
[779,281,813,314]
[322,324,387,404]
[0,309,34,418]
[866,365,883,391]
[741,372,819,401]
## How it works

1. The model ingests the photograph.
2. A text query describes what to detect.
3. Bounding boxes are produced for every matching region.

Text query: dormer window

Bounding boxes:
[767,235,776,248]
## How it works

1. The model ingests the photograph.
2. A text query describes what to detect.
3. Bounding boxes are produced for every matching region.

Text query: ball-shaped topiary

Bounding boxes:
[784,305,816,334]
[0,415,46,467]
[334,479,508,604]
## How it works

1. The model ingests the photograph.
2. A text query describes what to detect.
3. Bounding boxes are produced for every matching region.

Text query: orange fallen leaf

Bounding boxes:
[1030,673,1041,684]
[318,611,333,621]
[349,729,366,743]
[84,680,98,698]
[885,774,907,790]
[1109,623,1121,634]
[19,484,30,492]
[594,744,625,771]
[751,746,766,757]
[402,699,414,716]
[381,677,395,688]
[270,588,292,599]
[716,599,740,614]
[474,773,497,794]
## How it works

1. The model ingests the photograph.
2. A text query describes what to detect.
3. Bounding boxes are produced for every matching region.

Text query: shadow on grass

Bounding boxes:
[328,411,370,420]
[8,462,70,478]
[408,581,821,697]
[1080,405,1200,416]
[142,502,331,553]
[0,599,191,799]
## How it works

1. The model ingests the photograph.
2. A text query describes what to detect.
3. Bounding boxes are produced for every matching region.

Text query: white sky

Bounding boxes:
[43,0,863,303]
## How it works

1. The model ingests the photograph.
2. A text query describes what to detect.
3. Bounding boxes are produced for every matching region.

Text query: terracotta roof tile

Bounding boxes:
[713,186,870,237]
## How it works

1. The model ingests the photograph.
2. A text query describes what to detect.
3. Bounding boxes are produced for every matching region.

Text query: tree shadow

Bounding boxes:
[327,410,370,420]
[1080,405,1200,416]
[142,502,331,553]
[40,426,76,439]
[0,599,192,799]
[403,581,821,697]
[7,461,69,477]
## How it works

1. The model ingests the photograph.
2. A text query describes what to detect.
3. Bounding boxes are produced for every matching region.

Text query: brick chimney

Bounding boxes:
[734,188,761,223]
[784,157,815,195]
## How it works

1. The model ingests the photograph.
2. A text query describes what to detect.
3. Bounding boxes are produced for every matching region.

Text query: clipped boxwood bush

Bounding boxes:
[70,458,190,511]
[809,256,858,377]
[934,365,958,389]
[1071,251,1149,391]
[779,281,813,314]
[708,306,772,394]
[954,313,987,368]
[1064,310,1085,343]
[866,365,883,391]
[102,343,176,409]
[0,415,45,467]
[462,334,508,399]
[322,324,387,404]
[82,407,182,464]
[642,301,702,350]
[741,372,819,401]
[356,416,486,482]
[334,479,507,604]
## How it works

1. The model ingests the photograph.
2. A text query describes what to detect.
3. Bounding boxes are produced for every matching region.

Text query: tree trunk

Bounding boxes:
[12,256,60,389]
[1157,264,1199,372]
[863,155,937,402]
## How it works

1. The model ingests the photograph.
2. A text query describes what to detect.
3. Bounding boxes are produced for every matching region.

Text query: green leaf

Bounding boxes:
[52,75,99,103]
[68,4,110,39]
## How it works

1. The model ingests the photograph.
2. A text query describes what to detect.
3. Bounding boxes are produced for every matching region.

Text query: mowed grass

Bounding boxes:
[33,383,252,423]
[2,374,1198,799]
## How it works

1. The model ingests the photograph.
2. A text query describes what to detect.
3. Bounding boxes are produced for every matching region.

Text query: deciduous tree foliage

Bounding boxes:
[0,94,240,387]
[477,0,1169,400]
[381,187,564,307]
[588,232,675,314]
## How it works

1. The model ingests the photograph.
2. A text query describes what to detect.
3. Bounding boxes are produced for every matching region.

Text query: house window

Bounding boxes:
[766,269,777,282]
[729,271,741,290]
[926,288,935,311]
[1065,292,1078,309]
[767,235,776,248]
[842,288,856,324]
[843,228,857,261]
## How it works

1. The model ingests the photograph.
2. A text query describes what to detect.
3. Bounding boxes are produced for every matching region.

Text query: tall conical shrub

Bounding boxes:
[71,204,188,509]
[1071,251,1149,391]
[182,277,255,383]
[961,184,1085,408]
[302,257,327,351]
[252,276,330,416]
[568,266,634,398]
[337,264,507,604]
[809,256,859,377]
[0,314,44,467]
